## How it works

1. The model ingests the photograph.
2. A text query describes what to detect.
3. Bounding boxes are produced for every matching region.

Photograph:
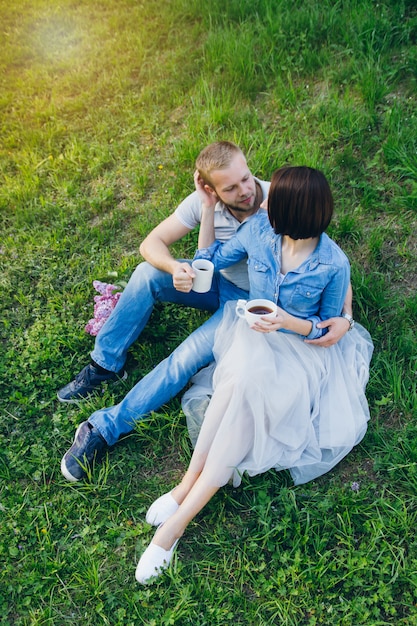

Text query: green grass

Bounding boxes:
[1,0,417,623]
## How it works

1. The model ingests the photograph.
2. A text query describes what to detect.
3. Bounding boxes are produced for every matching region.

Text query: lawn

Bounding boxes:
[1,0,417,624]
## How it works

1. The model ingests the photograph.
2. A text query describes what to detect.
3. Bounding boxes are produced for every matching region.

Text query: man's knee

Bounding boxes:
[127,262,168,293]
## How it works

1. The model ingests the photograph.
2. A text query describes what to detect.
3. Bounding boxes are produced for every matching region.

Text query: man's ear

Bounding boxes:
[204,183,218,199]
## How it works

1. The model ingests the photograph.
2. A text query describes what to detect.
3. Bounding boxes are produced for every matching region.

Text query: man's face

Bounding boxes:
[207,154,258,214]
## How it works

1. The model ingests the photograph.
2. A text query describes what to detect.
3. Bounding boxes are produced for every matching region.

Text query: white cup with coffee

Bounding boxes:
[236,298,277,326]
[191,259,214,293]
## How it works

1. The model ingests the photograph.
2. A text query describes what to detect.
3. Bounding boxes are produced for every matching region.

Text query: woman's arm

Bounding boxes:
[304,283,353,346]
[252,307,313,336]
[253,262,350,338]
[317,265,350,323]
[195,223,250,269]
[298,264,350,339]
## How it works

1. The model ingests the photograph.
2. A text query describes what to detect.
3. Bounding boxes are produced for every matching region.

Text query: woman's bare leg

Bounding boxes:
[170,453,207,504]
[169,386,235,505]
[152,471,227,550]
[151,381,253,550]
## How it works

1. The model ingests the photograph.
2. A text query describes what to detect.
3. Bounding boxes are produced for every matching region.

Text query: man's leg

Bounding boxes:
[91,309,223,444]
[60,309,222,481]
[57,261,220,402]
[92,261,220,373]
[60,279,248,481]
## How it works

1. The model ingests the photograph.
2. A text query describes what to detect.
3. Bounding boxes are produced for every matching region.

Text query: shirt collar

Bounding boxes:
[311,233,333,265]
[272,232,334,272]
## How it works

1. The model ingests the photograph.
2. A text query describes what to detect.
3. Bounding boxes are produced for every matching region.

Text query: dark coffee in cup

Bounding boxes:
[248,306,274,315]
[236,298,277,325]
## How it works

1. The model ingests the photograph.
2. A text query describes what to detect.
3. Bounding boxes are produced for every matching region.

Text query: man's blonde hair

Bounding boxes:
[195,141,244,186]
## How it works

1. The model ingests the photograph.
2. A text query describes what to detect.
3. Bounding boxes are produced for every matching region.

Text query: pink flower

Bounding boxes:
[85,280,122,336]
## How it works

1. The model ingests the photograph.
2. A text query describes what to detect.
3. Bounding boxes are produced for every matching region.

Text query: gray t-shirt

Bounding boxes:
[175,177,270,290]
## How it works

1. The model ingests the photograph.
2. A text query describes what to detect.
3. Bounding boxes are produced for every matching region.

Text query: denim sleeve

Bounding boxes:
[304,262,350,339]
[194,236,248,269]
[194,240,222,261]
[303,315,324,340]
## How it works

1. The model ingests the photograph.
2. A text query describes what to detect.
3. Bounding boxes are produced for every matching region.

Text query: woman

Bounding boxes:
[135,166,373,584]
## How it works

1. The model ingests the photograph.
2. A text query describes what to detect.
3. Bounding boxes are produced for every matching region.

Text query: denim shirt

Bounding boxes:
[195,212,350,339]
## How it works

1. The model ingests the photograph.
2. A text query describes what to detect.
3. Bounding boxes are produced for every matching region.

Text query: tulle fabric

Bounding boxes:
[182,301,373,487]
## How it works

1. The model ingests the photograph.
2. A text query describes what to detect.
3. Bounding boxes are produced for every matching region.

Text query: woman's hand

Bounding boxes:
[251,306,289,333]
[251,306,313,336]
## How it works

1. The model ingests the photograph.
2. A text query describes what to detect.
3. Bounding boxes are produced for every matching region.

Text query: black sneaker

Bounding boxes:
[61,421,107,482]
[57,364,127,403]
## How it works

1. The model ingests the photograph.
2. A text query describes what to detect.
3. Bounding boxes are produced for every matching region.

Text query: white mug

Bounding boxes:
[191,259,214,293]
[236,298,277,326]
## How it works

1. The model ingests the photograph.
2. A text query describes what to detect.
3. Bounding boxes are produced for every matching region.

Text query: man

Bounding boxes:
[60,141,351,481]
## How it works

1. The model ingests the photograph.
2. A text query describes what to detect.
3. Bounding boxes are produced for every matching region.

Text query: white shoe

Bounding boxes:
[135,537,179,585]
[146,491,179,526]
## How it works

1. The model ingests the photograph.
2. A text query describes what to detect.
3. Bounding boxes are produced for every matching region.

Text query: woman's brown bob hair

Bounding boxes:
[267,166,334,239]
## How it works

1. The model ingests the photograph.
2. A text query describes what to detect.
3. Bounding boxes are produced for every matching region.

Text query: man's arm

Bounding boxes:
[304,283,353,347]
[139,214,196,293]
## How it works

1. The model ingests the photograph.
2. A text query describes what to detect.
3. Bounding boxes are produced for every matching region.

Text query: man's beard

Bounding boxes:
[223,183,259,213]
[223,196,256,212]
[225,204,254,212]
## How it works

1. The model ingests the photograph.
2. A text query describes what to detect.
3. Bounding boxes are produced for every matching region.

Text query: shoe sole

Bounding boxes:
[60,456,80,482]
[57,370,128,404]
[57,394,83,405]
[60,422,87,482]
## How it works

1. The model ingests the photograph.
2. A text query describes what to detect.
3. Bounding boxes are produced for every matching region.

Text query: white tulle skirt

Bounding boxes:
[182,301,374,487]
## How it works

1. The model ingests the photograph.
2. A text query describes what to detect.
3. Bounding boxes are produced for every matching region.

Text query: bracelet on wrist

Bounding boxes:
[342,313,355,331]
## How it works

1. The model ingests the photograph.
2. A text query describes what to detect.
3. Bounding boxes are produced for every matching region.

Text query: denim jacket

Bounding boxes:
[195,212,350,339]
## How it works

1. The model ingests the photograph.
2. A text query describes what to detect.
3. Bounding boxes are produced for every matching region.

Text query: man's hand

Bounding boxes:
[194,170,218,209]
[304,316,350,347]
[172,262,195,293]
[195,170,217,250]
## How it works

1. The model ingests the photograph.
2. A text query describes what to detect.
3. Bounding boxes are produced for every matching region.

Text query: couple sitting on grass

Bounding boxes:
[59,142,373,584]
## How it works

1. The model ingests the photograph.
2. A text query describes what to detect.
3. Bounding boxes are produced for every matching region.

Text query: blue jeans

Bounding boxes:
[89,261,248,445]
[92,261,221,373]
